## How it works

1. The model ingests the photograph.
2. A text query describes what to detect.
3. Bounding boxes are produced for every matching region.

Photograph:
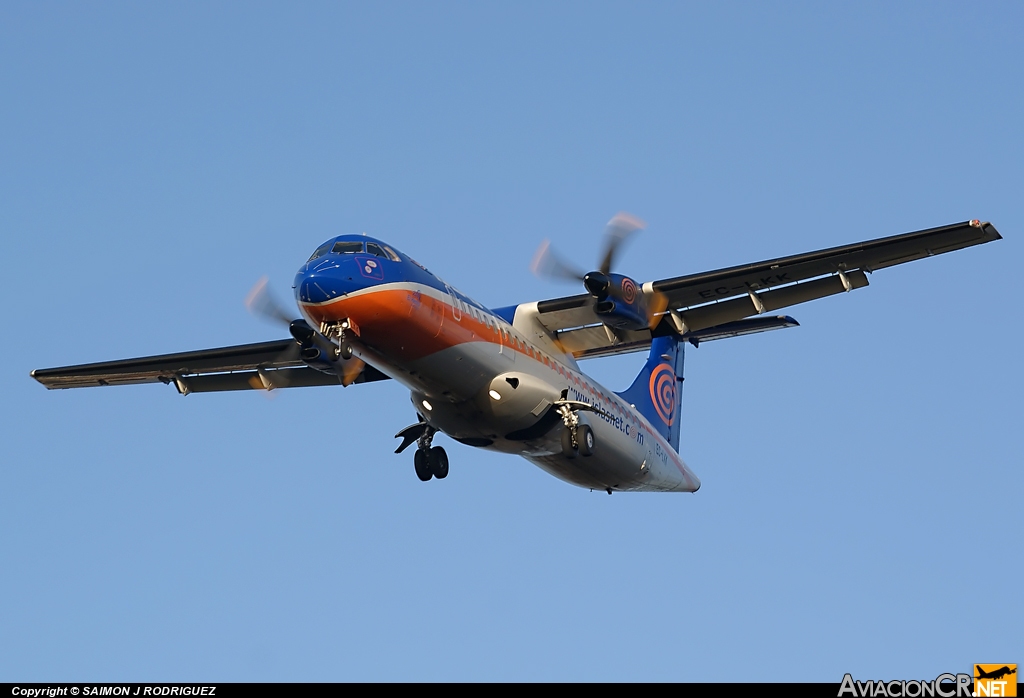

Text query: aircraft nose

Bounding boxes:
[294,256,369,305]
[296,273,335,304]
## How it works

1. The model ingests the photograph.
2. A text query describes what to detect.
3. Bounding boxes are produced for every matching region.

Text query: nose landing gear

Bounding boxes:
[395,420,449,482]
[414,444,448,481]
[423,446,449,480]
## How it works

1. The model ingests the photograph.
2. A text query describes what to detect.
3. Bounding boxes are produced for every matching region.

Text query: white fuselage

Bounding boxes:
[299,278,700,493]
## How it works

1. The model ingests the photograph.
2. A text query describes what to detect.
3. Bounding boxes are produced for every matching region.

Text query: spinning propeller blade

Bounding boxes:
[244,277,302,390]
[530,240,586,282]
[530,212,646,285]
[597,212,645,275]
[245,276,296,327]
[530,213,672,333]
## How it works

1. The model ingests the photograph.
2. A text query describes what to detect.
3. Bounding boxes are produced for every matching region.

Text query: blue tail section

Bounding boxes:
[615,335,685,452]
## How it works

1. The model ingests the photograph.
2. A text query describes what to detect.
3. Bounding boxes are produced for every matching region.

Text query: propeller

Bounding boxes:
[245,276,296,327]
[531,212,646,284]
[596,212,645,275]
[246,276,319,348]
[244,276,362,391]
[531,212,669,331]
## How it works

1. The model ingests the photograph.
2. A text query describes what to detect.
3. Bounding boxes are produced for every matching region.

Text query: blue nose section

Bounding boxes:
[298,274,335,304]
[294,256,373,304]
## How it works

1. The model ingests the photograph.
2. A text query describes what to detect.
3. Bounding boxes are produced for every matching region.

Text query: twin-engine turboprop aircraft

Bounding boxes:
[32,216,1001,493]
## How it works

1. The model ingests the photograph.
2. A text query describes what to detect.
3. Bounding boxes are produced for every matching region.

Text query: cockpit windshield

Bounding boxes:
[307,242,332,262]
[333,241,364,255]
[366,242,401,261]
[308,239,399,262]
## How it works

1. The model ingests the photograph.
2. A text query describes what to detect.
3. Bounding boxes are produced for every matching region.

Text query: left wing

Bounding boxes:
[31,340,390,393]
[535,219,1001,358]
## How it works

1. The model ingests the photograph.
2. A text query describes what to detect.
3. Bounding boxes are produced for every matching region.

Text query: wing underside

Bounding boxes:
[31,339,390,393]
[535,220,1001,358]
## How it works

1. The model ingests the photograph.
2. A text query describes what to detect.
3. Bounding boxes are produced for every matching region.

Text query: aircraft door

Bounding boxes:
[498,322,515,362]
[444,283,463,322]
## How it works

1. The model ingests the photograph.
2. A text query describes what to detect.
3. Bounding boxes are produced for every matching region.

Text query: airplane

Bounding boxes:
[31,216,1001,494]
[976,666,1016,681]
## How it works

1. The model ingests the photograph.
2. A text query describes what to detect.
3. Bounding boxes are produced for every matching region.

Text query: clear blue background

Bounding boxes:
[1,2,1020,682]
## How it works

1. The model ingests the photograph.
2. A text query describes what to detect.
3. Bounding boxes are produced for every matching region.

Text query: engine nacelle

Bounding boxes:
[586,272,649,331]
[290,319,343,374]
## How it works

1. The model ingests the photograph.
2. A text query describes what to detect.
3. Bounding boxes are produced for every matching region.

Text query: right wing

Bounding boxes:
[648,219,1000,312]
[31,339,390,393]
[537,219,1001,358]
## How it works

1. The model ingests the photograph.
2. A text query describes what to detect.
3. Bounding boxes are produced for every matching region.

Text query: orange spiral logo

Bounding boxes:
[621,277,637,304]
[649,363,676,425]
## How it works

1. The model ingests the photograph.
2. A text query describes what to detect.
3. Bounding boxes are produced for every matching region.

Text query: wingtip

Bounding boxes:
[971,219,1003,241]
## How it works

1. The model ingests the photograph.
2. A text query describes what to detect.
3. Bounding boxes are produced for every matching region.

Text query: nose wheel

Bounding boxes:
[395,420,449,482]
[414,446,448,481]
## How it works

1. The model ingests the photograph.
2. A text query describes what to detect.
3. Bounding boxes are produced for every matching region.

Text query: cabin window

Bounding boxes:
[332,241,364,255]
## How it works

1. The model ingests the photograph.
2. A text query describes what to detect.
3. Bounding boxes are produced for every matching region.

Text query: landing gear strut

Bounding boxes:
[320,319,354,360]
[395,420,449,482]
[555,396,596,459]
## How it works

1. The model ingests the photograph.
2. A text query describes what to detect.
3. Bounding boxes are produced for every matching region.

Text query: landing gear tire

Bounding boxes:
[577,424,595,457]
[339,342,354,360]
[428,446,449,479]
[561,427,576,459]
[414,449,432,481]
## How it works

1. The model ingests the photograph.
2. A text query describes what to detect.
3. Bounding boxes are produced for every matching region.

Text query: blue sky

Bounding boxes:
[1,2,1021,681]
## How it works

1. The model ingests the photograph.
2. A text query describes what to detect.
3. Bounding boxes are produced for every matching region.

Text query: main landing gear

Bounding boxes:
[561,423,594,459]
[320,319,355,360]
[555,396,596,459]
[395,421,449,482]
